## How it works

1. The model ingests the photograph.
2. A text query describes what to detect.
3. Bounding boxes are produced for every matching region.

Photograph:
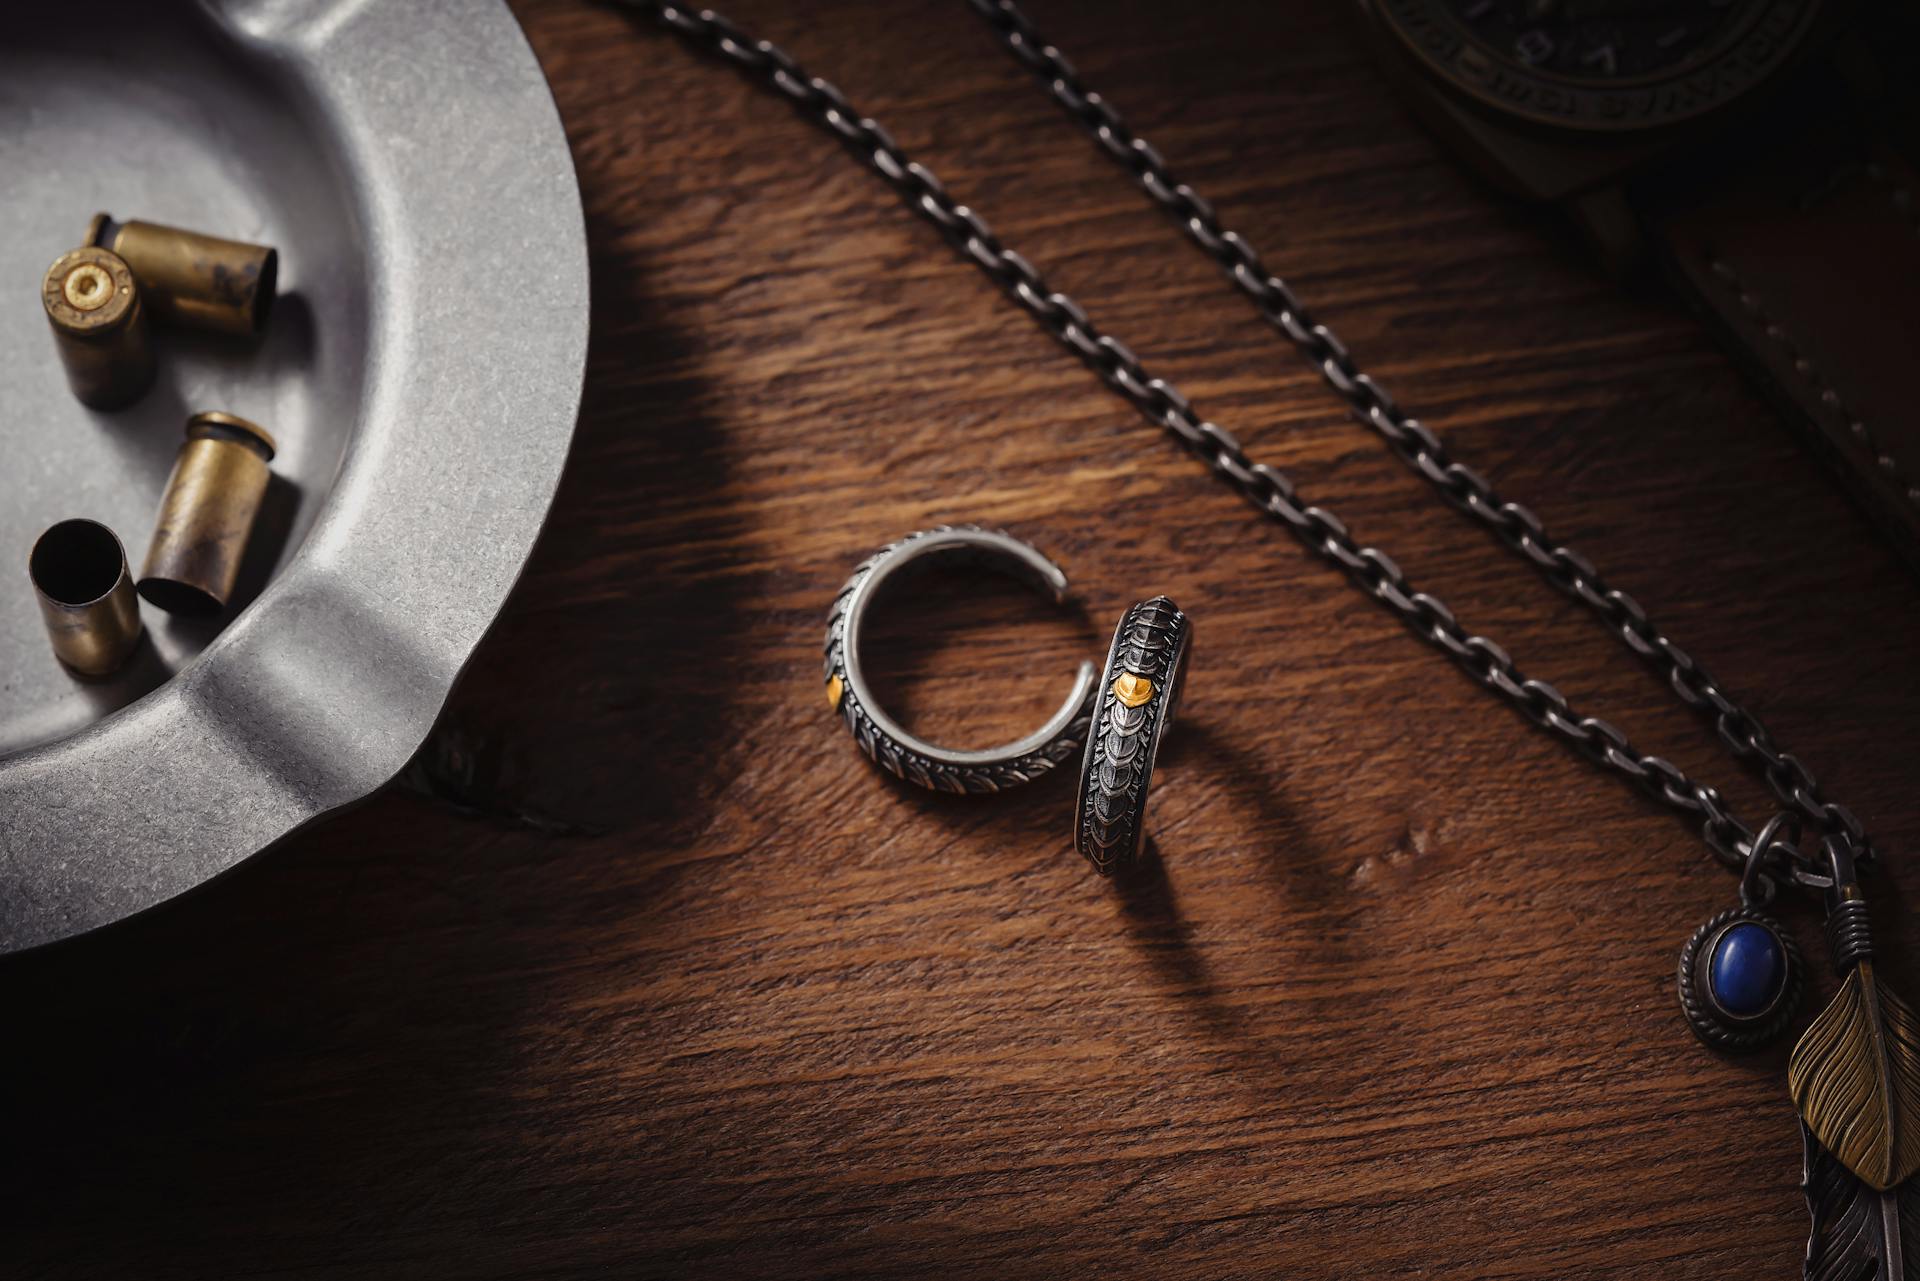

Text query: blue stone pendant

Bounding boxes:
[1677,906,1802,1051]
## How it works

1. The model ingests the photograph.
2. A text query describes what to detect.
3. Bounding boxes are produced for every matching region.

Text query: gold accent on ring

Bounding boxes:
[1112,672,1153,708]
[826,673,844,709]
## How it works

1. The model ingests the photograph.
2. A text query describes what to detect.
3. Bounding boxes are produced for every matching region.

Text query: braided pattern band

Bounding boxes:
[1075,597,1190,874]
[824,526,1095,794]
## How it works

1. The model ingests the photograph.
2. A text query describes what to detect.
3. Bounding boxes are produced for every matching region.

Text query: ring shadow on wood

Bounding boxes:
[1109,721,1364,1088]
[856,572,1370,1088]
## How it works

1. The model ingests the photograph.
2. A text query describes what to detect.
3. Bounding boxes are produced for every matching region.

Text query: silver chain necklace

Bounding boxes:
[617,0,1872,894]
[607,5,1918,1270]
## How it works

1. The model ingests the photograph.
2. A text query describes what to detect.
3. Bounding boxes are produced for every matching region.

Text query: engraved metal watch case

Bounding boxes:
[1356,0,1829,209]
[1368,0,1822,134]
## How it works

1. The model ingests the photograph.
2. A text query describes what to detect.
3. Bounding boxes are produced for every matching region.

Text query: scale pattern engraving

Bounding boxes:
[1076,596,1187,874]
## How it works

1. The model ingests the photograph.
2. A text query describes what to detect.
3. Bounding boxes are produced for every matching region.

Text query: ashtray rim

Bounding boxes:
[0,0,590,955]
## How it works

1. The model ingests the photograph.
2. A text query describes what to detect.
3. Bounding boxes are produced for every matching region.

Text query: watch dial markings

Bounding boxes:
[1435,0,1761,79]
[1515,28,1556,64]
[1375,0,1818,131]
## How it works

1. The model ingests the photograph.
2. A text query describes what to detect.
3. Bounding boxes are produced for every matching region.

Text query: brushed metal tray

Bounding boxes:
[0,0,587,952]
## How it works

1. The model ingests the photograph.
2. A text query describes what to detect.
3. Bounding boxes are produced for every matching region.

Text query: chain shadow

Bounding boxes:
[1156,719,1347,914]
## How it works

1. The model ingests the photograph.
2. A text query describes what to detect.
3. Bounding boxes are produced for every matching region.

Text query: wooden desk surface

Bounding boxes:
[6,2,1916,1277]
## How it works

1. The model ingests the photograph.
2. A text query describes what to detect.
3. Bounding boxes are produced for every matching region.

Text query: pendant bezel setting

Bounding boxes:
[1678,905,1802,1051]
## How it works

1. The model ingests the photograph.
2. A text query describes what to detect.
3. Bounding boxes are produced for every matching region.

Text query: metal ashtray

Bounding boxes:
[0,1,588,953]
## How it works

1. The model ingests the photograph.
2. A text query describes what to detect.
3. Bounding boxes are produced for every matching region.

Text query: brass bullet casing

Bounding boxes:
[41,246,156,410]
[139,412,278,616]
[29,519,144,678]
[88,212,278,337]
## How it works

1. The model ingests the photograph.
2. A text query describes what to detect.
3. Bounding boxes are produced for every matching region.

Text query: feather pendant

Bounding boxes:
[1789,961,1920,1192]
[1802,1122,1920,1281]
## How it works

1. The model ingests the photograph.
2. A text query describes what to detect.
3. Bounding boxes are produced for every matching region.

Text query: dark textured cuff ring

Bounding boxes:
[824,526,1098,793]
[1074,596,1192,875]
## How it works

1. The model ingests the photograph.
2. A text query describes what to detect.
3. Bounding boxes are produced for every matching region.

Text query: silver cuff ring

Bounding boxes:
[1074,596,1192,875]
[823,526,1098,794]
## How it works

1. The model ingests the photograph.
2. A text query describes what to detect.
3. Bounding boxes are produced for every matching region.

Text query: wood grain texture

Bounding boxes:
[4,2,1916,1277]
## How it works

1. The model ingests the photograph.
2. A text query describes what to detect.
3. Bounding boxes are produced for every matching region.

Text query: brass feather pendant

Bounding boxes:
[1790,961,1920,1192]
[1788,832,1920,1213]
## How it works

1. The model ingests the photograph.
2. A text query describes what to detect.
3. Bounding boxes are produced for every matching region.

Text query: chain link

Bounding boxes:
[611,0,1874,885]
[964,0,1873,878]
